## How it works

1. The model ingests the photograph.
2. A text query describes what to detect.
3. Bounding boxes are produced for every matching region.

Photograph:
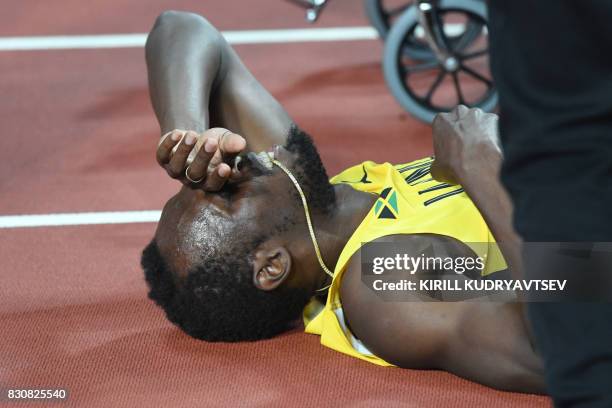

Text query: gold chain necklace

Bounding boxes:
[272,159,333,292]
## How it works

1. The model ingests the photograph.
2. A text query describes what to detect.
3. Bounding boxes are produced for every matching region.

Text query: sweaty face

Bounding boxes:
[155,146,291,277]
[155,128,335,278]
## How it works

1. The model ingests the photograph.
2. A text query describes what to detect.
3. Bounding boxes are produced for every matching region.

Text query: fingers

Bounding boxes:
[203,128,246,168]
[457,104,471,119]
[484,111,499,122]
[167,131,198,177]
[203,163,232,191]
[219,130,247,163]
[448,105,490,123]
[156,130,183,165]
[433,111,446,125]
[467,106,483,117]
[193,129,244,191]
[156,127,246,190]
[436,105,468,124]
[186,138,218,183]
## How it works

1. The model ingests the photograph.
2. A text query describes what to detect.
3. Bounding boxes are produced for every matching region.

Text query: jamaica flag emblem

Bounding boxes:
[374,187,398,219]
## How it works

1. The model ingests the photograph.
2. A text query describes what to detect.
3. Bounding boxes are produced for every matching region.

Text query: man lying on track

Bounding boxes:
[140,11,544,394]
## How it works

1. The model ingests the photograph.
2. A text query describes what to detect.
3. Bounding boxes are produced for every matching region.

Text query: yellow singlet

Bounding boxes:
[303,157,507,366]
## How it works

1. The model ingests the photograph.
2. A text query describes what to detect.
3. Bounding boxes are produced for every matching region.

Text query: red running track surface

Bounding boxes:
[0,1,549,406]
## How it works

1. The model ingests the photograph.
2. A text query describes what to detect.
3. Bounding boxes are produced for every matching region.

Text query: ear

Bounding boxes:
[252,246,292,291]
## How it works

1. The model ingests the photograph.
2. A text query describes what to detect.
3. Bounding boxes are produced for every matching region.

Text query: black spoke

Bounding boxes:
[451,72,465,105]
[424,70,446,102]
[402,60,439,75]
[453,20,483,47]
[431,11,451,52]
[460,48,488,60]
[460,64,493,87]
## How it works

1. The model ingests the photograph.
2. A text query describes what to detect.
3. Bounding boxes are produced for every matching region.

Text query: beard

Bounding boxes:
[283,124,336,215]
[218,124,336,214]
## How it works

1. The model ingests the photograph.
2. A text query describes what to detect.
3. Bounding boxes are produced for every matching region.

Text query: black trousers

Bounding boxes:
[487,1,612,406]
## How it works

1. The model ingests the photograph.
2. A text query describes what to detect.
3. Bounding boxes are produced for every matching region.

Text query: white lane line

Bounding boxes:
[0,211,161,228]
[0,27,378,51]
[225,26,377,44]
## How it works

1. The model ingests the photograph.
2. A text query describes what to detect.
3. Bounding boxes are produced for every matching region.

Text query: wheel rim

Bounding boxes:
[365,0,413,39]
[380,0,413,31]
[395,8,495,114]
[367,0,484,61]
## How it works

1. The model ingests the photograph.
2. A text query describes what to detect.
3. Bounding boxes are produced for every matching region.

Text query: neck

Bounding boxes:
[311,184,377,291]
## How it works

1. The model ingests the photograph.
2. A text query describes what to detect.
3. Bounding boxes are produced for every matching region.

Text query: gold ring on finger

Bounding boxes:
[185,166,205,184]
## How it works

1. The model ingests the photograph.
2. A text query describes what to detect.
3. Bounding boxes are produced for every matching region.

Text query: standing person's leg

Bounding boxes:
[487,0,612,406]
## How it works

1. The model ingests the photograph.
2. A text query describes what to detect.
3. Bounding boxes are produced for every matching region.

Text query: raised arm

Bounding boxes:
[146,11,217,134]
[429,106,523,279]
[145,10,292,149]
[427,105,539,365]
[145,11,294,189]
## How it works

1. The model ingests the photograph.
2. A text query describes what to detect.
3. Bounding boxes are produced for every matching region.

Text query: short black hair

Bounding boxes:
[142,237,310,341]
[142,125,333,342]
[285,124,336,214]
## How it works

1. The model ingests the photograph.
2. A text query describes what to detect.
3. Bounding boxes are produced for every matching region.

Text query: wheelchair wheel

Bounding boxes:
[382,0,497,123]
[364,0,412,39]
[364,0,484,61]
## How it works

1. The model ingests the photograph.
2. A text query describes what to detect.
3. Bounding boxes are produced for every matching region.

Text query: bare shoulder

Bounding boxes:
[338,233,472,368]
[339,233,478,307]
[338,235,544,391]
